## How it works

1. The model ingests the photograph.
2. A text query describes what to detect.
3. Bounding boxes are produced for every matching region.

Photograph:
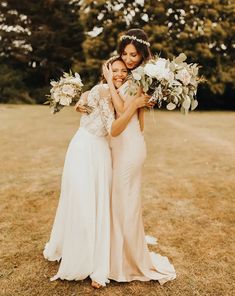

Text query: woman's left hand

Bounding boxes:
[141,93,155,108]
[134,94,151,109]
[146,99,155,109]
[74,102,88,113]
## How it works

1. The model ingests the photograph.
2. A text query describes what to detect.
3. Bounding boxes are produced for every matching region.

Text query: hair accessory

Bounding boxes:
[106,55,120,64]
[120,35,150,47]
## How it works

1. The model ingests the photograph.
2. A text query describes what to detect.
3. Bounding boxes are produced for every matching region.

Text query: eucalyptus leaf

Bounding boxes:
[173,97,179,104]
[143,84,149,93]
[182,97,191,110]
[191,99,198,110]
[166,102,176,110]
[169,63,176,71]
[175,53,187,64]
[180,106,188,115]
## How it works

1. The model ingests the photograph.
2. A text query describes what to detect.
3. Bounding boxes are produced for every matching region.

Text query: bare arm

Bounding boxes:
[99,86,150,137]
[103,63,153,115]
[138,107,145,132]
[102,64,125,114]
[111,95,147,137]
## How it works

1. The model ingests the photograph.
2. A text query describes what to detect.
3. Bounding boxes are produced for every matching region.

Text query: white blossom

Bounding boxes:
[53,89,62,102]
[62,84,76,96]
[144,58,172,80]
[175,68,191,85]
[132,71,142,80]
[46,71,83,114]
[60,96,72,106]
[128,52,202,113]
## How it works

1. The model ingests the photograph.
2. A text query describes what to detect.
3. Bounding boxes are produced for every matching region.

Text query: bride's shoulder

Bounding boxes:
[118,80,129,96]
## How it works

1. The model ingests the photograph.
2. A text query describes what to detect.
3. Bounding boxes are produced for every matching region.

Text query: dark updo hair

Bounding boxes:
[118,29,152,65]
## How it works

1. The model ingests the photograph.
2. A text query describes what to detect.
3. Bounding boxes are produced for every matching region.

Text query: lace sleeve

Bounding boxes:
[79,91,89,106]
[98,86,115,135]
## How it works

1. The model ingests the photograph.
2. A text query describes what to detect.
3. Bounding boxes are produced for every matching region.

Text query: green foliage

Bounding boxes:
[0,63,33,103]
[0,0,85,103]
[143,0,235,96]
[0,0,234,108]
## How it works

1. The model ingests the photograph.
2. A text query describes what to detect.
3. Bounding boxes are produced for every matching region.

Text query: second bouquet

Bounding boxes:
[45,71,85,114]
[128,53,204,114]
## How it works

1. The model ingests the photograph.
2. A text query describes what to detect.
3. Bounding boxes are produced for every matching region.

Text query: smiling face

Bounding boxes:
[111,60,128,88]
[121,43,142,70]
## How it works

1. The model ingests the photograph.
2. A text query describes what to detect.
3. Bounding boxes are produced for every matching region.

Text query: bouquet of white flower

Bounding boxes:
[129,53,204,113]
[45,71,85,114]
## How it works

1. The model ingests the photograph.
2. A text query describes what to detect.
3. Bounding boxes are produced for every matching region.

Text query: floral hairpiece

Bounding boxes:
[120,35,150,47]
[106,55,120,64]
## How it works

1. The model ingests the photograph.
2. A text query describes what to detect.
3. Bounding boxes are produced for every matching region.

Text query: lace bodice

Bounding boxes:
[79,84,115,137]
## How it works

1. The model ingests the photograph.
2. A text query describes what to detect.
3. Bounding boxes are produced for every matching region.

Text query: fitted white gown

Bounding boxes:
[43,84,114,286]
[109,82,176,284]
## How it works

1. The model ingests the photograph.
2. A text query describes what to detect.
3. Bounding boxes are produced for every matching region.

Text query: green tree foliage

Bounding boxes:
[0,63,33,103]
[0,0,234,109]
[79,0,235,108]
[0,0,84,103]
[73,0,129,89]
[143,0,235,95]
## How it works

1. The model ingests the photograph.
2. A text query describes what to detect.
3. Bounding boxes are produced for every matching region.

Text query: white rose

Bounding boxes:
[53,89,61,102]
[176,68,191,85]
[154,58,167,69]
[144,58,172,80]
[144,63,160,78]
[60,96,72,106]
[132,71,142,80]
[155,58,171,80]
[61,84,76,96]
[69,78,83,86]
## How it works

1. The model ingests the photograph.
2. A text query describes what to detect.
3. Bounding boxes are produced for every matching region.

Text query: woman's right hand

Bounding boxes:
[74,102,88,113]
[75,91,90,113]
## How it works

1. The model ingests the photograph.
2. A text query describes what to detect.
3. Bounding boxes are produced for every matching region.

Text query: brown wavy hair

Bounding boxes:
[118,28,152,67]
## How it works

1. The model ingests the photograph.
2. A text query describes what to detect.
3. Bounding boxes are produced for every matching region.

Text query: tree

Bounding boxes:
[77,0,235,108]
[0,0,234,108]
[76,0,145,89]
[143,0,235,107]
[0,0,85,103]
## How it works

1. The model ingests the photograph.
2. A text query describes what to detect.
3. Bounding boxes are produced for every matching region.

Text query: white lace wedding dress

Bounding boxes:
[43,84,114,286]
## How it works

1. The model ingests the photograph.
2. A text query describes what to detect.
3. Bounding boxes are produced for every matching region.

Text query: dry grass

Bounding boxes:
[0,105,234,296]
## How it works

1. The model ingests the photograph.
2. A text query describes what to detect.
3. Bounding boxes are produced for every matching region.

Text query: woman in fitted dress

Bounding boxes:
[104,29,176,284]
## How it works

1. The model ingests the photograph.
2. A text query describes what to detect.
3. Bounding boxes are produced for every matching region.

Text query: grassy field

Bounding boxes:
[0,105,234,296]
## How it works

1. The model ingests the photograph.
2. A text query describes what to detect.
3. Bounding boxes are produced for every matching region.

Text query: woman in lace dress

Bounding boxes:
[103,29,176,284]
[43,57,150,288]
